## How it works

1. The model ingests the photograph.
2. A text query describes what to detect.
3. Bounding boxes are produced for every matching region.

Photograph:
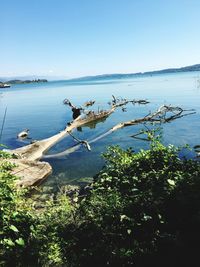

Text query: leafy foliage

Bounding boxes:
[0,150,74,266]
[0,153,34,266]
[1,142,200,266]
[67,142,200,266]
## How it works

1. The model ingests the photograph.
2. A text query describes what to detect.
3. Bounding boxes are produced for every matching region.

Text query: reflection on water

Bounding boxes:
[0,71,200,188]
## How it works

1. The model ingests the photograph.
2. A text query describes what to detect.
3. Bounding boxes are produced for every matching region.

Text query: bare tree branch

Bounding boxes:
[6,97,195,186]
[44,105,195,159]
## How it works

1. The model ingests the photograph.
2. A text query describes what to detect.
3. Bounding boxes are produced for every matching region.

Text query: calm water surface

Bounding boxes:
[0,72,200,188]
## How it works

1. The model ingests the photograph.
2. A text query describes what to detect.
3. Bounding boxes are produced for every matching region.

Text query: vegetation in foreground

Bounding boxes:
[1,140,200,267]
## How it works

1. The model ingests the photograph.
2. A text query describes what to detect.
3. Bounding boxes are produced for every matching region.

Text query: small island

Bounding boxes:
[0,79,48,88]
[7,79,48,84]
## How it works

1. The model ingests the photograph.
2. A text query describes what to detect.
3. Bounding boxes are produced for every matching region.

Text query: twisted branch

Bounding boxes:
[44,105,195,159]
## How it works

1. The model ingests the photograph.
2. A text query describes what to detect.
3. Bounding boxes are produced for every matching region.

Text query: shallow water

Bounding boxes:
[0,72,200,188]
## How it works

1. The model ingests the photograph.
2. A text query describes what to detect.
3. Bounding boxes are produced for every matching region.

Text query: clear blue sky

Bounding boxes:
[1,0,200,78]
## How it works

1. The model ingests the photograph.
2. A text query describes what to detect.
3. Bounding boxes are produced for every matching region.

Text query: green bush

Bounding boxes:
[1,141,200,266]
[0,153,35,266]
[65,142,200,266]
[0,151,74,266]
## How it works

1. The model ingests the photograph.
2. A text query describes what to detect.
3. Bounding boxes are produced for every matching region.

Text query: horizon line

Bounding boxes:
[1,62,200,81]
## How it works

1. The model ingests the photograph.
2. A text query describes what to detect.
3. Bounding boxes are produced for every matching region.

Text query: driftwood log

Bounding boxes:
[11,97,148,161]
[44,105,195,159]
[5,97,195,187]
[7,97,148,186]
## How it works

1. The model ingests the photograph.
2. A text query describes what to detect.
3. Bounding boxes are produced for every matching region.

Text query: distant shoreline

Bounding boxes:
[66,63,200,82]
[2,79,48,85]
[1,63,200,84]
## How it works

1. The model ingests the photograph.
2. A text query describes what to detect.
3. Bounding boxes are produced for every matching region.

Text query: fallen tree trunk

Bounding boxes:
[110,105,195,131]
[11,108,114,161]
[0,158,52,187]
[43,105,195,159]
[7,97,149,186]
[7,111,114,187]
[11,98,148,161]
[8,100,193,187]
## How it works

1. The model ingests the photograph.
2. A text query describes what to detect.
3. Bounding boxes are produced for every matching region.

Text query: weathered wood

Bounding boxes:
[44,105,195,159]
[11,108,115,161]
[84,100,95,107]
[0,158,52,187]
[7,97,149,186]
[11,97,148,161]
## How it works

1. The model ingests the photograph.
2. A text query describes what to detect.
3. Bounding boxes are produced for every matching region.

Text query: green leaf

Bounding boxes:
[3,238,15,247]
[12,211,19,218]
[120,214,129,222]
[143,214,152,221]
[127,229,132,235]
[10,225,19,233]
[167,179,175,186]
[15,238,25,246]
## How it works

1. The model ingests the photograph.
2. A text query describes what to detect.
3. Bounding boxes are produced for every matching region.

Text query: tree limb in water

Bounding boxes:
[44,105,195,159]
[11,97,148,161]
[7,100,195,186]
[67,131,91,151]
[110,105,195,131]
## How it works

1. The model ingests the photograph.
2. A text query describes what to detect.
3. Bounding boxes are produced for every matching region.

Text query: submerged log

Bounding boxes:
[7,109,115,186]
[11,108,115,161]
[7,100,195,186]
[0,158,52,187]
[44,105,195,159]
[8,97,149,186]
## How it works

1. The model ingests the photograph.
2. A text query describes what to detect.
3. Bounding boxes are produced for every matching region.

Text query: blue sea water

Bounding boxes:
[0,72,200,188]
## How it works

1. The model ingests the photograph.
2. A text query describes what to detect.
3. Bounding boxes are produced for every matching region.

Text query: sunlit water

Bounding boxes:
[0,72,200,188]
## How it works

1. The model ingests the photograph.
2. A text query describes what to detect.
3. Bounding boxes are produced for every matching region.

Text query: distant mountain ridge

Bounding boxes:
[66,64,200,82]
[1,64,200,83]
